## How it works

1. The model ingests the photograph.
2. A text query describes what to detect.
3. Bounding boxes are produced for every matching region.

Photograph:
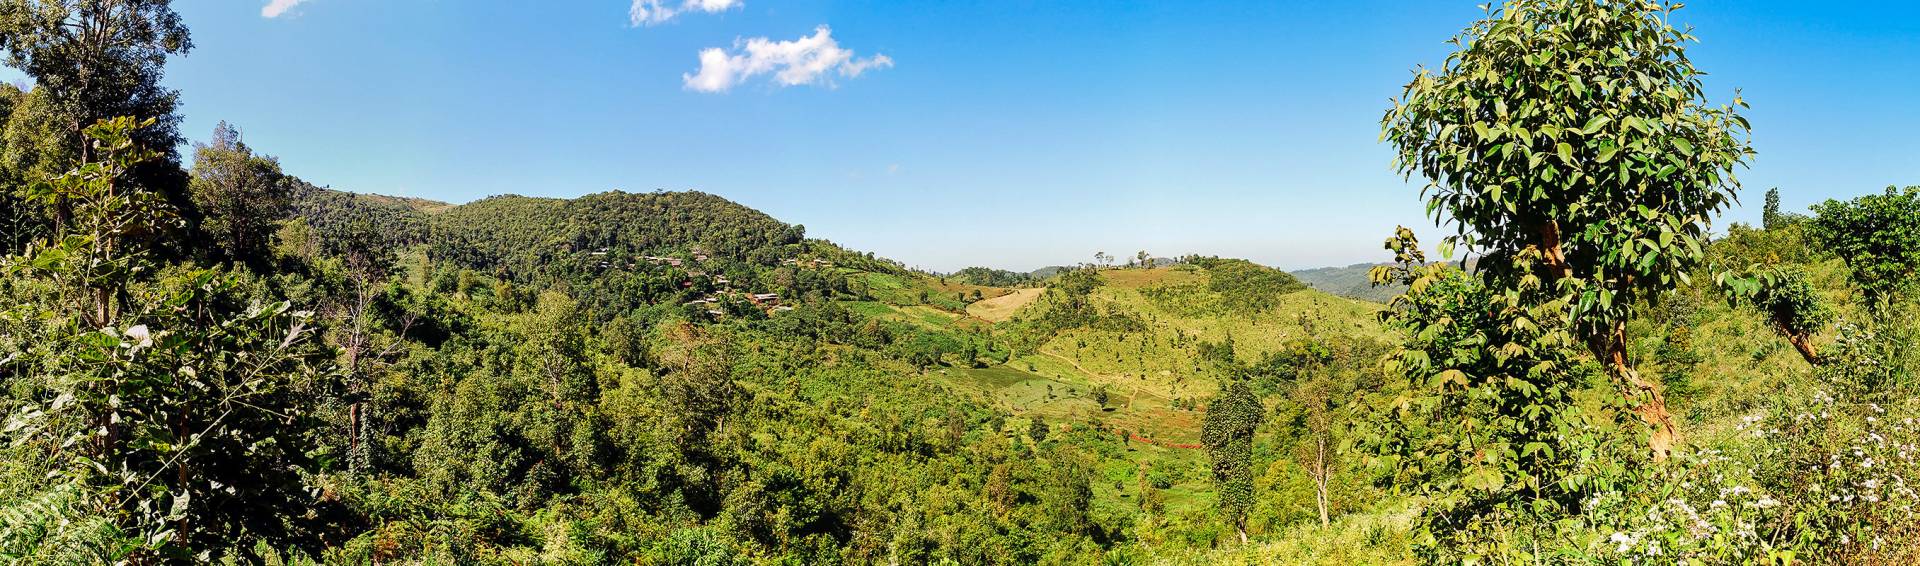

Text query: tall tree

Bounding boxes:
[1201,380,1261,544]
[0,82,34,250]
[1762,187,1782,230]
[656,321,741,515]
[1380,0,1753,457]
[0,0,190,163]
[189,121,292,262]
[1291,376,1338,528]
[0,0,193,236]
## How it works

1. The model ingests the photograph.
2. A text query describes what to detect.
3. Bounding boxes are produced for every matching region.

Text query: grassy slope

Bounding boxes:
[1029,267,1384,426]
[648,247,1424,559]
[966,287,1043,322]
[889,264,1416,558]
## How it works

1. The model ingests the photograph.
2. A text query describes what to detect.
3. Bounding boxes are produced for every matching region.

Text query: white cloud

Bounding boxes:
[683,26,892,93]
[630,0,742,26]
[261,0,309,18]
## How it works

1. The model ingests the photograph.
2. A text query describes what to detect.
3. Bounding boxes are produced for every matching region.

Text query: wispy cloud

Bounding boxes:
[261,0,309,18]
[630,0,742,26]
[683,26,892,93]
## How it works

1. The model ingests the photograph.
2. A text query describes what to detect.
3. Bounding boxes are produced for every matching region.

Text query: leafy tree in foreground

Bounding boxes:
[1381,0,1752,457]
[3,117,335,562]
[0,0,195,227]
[1365,228,1624,560]
[1809,186,1920,309]
[1201,380,1261,544]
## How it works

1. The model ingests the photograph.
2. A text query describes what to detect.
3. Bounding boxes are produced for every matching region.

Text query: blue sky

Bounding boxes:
[139,1,1920,271]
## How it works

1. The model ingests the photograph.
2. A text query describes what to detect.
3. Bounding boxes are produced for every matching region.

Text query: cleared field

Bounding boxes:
[843,300,990,333]
[1096,265,1203,289]
[965,287,1044,322]
[935,361,1203,445]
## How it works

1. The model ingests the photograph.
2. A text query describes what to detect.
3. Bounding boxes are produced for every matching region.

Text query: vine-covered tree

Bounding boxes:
[1381,0,1753,457]
[1201,380,1261,544]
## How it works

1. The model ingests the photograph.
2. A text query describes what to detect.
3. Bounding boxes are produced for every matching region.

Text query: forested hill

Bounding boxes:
[292,187,814,268]
[288,182,439,255]
[427,191,808,272]
[287,186,915,323]
[1290,263,1398,303]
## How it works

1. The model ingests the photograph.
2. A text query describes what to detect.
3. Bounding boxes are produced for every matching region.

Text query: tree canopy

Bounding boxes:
[1809,186,1920,308]
[1381,0,1752,457]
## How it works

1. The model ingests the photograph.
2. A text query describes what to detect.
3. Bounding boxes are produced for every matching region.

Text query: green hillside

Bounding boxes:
[1291,262,1400,303]
[43,175,1884,564]
[5,0,1920,564]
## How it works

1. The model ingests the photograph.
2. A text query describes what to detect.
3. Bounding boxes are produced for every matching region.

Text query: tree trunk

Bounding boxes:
[1602,324,1678,460]
[1784,329,1820,366]
[1537,220,1575,280]
[1314,436,1331,528]
[1540,221,1679,460]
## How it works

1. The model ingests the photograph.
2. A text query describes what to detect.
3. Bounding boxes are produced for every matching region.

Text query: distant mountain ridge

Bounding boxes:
[1289,262,1400,303]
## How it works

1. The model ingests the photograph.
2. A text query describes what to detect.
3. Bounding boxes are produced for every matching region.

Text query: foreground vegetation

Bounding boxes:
[0,0,1916,564]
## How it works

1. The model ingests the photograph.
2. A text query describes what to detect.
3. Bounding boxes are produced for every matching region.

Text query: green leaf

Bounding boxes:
[1673,137,1695,156]
[1463,468,1505,492]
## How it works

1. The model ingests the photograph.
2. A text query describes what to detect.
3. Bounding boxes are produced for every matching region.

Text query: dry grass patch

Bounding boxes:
[966,287,1044,322]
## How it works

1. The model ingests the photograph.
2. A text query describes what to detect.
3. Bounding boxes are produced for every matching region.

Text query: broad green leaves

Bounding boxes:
[1363,228,1620,561]
[1370,0,1750,557]
[1808,186,1920,308]
[1381,0,1752,339]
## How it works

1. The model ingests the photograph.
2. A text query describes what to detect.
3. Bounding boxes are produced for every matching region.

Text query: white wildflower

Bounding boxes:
[126,324,152,348]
